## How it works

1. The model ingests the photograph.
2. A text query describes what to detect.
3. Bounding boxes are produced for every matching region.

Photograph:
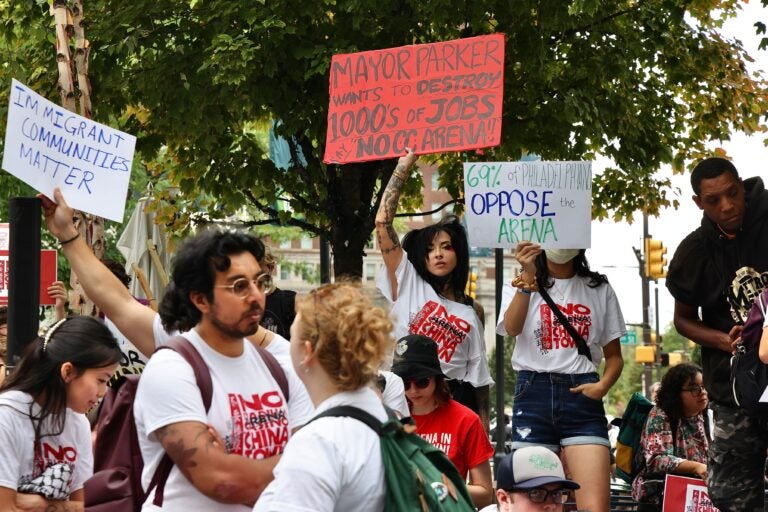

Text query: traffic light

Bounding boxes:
[635,345,656,363]
[465,271,477,299]
[644,237,667,279]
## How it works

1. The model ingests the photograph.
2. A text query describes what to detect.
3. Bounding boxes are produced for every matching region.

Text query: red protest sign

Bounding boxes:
[323,34,505,164]
[0,249,58,306]
[663,474,720,512]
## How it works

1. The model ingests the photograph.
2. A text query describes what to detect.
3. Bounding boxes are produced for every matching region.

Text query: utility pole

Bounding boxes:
[641,214,652,397]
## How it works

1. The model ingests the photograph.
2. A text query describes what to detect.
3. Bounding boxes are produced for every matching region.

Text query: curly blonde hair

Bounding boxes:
[296,283,394,391]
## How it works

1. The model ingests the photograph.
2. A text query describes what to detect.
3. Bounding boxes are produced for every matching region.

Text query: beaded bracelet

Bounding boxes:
[512,273,539,292]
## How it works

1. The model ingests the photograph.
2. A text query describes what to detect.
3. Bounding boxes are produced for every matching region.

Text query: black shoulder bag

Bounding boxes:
[538,286,593,362]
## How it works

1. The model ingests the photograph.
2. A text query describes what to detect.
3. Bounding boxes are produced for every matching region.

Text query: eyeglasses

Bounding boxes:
[403,377,432,391]
[514,488,571,504]
[214,274,273,299]
[682,385,706,397]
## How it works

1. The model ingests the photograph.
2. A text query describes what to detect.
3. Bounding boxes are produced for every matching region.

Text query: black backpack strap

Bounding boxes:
[254,343,290,402]
[309,405,384,434]
[539,286,593,362]
[148,335,214,506]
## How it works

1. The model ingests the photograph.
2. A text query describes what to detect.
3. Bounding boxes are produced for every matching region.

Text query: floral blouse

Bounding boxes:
[631,405,709,504]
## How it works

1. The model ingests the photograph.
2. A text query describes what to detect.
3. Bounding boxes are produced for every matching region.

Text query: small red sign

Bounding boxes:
[0,249,58,306]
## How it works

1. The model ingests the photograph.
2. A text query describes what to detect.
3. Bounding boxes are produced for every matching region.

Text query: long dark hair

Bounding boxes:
[0,316,120,440]
[401,215,470,302]
[535,249,608,290]
[656,363,703,426]
[159,229,265,332]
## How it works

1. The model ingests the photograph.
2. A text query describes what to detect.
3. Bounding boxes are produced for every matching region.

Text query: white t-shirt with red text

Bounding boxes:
[0,390,92,500]
[376,254,493,387]
[496,277,626,374]
[135,324,314,511]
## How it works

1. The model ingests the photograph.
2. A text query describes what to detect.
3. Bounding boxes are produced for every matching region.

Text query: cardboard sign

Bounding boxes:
[0,249,58,306]
[462,161,592,249]
[2,79,136,222]
[324,34,505,164]
[662,474,720,512]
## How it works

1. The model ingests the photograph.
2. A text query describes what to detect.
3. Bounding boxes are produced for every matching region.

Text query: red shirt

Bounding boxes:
[411,399,493,476]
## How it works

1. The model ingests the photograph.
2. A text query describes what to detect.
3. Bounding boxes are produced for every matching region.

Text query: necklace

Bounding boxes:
[551,279,570,302]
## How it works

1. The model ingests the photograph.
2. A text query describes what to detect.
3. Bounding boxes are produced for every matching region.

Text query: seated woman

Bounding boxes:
[632,363,710,511]
[391,334,493,508]
[0,316,120,511]
[253,283,393,512]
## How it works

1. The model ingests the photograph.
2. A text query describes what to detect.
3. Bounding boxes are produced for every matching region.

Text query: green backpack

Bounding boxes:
[614,392,654,484]
[311,405,476,512]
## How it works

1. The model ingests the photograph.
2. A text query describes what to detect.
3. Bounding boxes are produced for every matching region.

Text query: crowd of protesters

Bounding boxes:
[0,153,765,511]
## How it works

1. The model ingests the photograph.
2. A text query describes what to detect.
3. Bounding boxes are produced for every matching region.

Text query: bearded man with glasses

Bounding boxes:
[40,188,313,510]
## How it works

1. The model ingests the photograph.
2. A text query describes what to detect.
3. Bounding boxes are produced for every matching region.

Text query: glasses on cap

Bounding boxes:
[516,488,571,504]
[214,274,273,299]
[403,376,432,391]
[682,384,706,397]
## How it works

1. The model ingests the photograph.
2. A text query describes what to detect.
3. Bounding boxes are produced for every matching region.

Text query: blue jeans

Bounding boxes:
[511,370,609,451]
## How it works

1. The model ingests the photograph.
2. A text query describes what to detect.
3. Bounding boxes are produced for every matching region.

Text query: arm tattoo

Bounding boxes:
[380,225,401,254]
[383,175,406,213]
[156,425,201,483]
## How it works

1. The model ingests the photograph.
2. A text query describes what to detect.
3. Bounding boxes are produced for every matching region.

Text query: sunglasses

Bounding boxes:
[404,376,432,390]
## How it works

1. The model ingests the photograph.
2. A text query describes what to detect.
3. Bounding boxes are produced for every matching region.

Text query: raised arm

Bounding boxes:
[38,188,157,357]
[155,421,278,505]
[502,242,541,336]
[375,149,418,300]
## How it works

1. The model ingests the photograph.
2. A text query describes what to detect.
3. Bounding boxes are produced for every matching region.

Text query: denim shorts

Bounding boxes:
[511,370,609,451]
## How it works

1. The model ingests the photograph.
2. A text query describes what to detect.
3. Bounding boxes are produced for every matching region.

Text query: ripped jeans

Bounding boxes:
[510,370,610,451]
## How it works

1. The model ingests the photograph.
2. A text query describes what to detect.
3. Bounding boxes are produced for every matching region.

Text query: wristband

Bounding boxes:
[59,232,80,245]
[517,288,532,295]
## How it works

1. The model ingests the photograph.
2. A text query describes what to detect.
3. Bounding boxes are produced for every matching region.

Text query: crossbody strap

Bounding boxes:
[149,335,213,506]
[538,286,593,362]
[254,344,289,401]
[311,405,383,433]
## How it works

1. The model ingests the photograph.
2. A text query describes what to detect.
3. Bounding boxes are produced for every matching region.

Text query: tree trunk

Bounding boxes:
[51,0,104,316]
[328,160,391,279]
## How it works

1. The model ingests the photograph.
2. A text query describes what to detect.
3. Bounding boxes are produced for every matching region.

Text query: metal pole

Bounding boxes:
[7,198,41,374]
[493,248,506,472]
[642,213,652,398]
[655,284,662,383]
[319,233,331,284]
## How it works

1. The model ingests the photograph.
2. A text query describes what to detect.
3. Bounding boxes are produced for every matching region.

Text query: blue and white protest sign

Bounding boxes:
[2,79,135,222]
[463,161,592,249]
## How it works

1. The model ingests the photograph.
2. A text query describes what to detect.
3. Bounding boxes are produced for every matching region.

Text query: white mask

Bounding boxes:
[545,249,580,264]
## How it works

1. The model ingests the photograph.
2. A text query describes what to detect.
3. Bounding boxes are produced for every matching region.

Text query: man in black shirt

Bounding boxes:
[667,157,768,510]
[258,246,296,339]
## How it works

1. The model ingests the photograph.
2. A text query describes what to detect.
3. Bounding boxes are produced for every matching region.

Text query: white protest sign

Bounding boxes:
[2,79,135,222]
[463,161,592,249]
